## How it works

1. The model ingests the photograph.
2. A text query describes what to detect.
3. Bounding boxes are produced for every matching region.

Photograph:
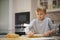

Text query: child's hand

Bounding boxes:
[43,30,53,36]
[26,31,34,37]
[43,32,50,36]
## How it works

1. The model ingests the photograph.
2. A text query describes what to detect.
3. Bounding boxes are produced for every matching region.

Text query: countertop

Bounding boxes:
[0,36,59,40]
[20,35,60,40]
[0,33,60,40]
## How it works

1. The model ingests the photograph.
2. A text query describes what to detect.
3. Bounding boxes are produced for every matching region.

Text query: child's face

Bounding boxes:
[36,10,46,20]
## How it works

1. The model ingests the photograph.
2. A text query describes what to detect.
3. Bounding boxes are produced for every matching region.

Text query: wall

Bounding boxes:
[13,0,38,21]
[0,0,14,33]
[13,0,31,12]
[30,0,38,20]
[46,11,60,24]
[0,0,9,33]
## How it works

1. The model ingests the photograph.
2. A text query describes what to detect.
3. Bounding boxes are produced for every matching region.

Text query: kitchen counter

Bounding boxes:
[21,35,60,40]
[0,36,59,40]
[0,34,60,40]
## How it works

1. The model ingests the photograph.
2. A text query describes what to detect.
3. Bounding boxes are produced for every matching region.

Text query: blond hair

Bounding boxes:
[36,6,46,14]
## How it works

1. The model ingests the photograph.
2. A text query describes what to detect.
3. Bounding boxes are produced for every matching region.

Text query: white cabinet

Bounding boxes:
[38,0,60,12]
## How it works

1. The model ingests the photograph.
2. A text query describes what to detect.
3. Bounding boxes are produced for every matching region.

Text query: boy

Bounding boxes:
[25,7,54,37]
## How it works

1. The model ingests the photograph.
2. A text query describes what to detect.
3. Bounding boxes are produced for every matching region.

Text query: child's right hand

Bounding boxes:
[26,31,34,37]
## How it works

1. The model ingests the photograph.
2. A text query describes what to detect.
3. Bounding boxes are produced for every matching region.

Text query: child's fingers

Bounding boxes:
[26,32,34,37]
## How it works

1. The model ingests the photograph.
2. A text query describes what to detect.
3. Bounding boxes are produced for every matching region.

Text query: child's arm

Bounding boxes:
[25,19,36,37]
[43,30,54,36]
[48,18,55,33]
[43,18,55,36]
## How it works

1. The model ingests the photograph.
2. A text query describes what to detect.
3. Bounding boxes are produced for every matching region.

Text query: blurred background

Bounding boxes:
[0,0,60,37]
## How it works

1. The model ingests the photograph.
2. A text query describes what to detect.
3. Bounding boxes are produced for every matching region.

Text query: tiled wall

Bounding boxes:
[46,11,60,24]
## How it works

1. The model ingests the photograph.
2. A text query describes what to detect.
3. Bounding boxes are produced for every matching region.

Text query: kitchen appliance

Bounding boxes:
[54,24,60,36]
[15,12,30,36]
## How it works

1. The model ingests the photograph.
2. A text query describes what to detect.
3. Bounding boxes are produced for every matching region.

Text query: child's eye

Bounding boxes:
[37,13,43,15]
[40,14,43,15]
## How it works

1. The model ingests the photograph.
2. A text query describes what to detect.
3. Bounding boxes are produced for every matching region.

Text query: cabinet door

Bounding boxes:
[52,0,60,8]
[40,0,48,9]
[48,0,53,9]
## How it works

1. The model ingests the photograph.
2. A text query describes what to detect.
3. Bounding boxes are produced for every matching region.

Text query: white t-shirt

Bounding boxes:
[25,17,54,34]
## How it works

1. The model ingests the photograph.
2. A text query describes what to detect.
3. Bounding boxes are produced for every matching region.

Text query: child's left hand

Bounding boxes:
[43,30,54,36]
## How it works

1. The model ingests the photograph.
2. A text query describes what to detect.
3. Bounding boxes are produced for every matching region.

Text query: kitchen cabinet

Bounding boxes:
[38,0,60,12]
